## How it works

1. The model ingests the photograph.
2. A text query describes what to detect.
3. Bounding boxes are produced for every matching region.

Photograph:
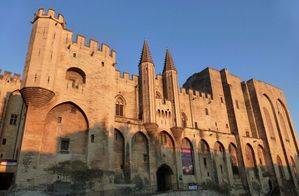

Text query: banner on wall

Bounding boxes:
[181,148,194,175]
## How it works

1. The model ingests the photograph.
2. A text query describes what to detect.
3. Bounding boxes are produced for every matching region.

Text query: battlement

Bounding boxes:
[115,70,138,84]
[179,87,213,100]
[71,34,116,59]
[33,8,116,61]
[34,8,66,27]
[0,70,21,83]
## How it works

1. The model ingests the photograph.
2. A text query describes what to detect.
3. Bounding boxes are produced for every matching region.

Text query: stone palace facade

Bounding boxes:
[0,8,298,195]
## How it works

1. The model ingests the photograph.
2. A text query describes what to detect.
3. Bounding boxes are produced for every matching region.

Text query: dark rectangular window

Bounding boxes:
[57,117,62,123]
[60,138,70,153]
[2,138,6,145]
[246,131,250,137]
[90,134,95,143]
[205,108,209,115]
[116,104,124,116]
[9,114,18,125]
[143,154,148,162]
[235,100,239,109]
[220,97,224,103]
[194,122,198,129]
[203,158,207,167]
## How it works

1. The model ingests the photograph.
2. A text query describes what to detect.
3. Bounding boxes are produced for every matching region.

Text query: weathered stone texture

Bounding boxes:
[0,8,298,195]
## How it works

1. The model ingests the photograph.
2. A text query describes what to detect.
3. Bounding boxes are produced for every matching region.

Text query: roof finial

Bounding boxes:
[163,49,176,72]
[140,40,153,64]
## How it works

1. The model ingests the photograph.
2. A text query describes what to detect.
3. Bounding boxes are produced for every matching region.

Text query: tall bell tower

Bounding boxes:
[162,50,182,128]
[138,41,156,124]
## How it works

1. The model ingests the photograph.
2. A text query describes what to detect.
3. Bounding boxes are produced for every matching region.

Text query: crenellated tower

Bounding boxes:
[21,8,66,106]
[138,41,156,124]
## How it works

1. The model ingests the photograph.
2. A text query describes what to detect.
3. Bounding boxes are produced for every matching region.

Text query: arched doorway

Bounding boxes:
[156,164,173,192]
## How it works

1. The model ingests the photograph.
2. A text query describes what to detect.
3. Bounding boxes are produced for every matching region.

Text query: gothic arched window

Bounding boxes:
[115,96,125,117]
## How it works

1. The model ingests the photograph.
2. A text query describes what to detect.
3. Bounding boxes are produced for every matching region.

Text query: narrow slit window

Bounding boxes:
[9,114,18,125]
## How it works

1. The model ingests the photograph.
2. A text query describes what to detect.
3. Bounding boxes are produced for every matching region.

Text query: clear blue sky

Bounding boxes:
[0,1,298,133]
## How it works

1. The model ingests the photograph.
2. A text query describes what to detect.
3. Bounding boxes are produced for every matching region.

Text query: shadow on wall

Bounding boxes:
[1,129,298,195]
[0,102,297,195]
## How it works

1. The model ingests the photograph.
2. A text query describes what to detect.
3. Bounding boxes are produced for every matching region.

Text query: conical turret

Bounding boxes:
[138,40,156,124]
[163,49,176,72]
[140,40,153,64]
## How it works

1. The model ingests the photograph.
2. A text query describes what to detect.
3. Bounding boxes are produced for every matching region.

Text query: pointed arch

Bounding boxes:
[115,95,126,117]
[262,94,278,140]
[229,143,240,177]
[262,107,276,140]
[213,141,228,183]
[290,156,297,177]
[114,129,125,172]
[131,131,150,182]
[277,99,292,142]
[200,139,210,154]
[214,141,225,156]
[277,99,298,153]
[43,102,89,155]
[277,155,285,179]
[160,131,175,149]
[181,138,194,175]
[160,131,176,167]
[199,139,213,179]
[245,143,258,177]
[257,145,267,173]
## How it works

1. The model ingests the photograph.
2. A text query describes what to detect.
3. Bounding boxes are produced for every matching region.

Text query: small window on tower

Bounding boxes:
[205,108,209,115]
[220,97,224,103]
[73,53,76,57]
[2,138,6,145]
[195,122,198,129]
[9,114,18,125]
[57,117,62,123]
[203,158,207,167]
[90,134,95,143]
[143,154,148,162]
[60,138,70,153]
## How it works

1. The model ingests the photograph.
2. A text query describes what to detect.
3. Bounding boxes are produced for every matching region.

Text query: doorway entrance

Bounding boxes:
[156,164,173,192]
[0,173,14,190]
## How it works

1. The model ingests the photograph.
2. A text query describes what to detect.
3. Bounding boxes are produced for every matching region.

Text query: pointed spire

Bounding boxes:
[140,40,153,64]
[163,49,176,72]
